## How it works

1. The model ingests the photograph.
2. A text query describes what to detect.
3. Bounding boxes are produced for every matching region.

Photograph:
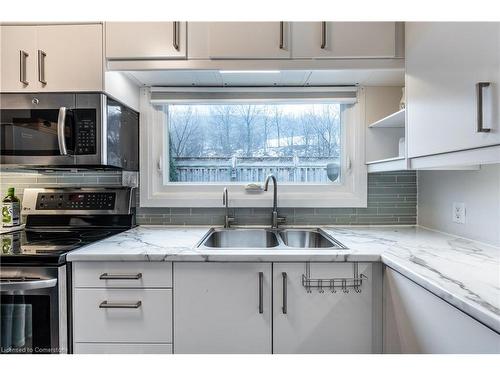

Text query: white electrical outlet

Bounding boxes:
[452,202,466,224]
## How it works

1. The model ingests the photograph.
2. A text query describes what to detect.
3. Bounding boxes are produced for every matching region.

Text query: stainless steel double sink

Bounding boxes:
[197,228,347,249]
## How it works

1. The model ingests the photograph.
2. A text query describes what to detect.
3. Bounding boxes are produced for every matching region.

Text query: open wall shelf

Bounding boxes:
[368,109,405,128]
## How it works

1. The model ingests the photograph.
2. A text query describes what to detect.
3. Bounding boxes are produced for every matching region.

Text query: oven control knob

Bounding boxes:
[32,97,40,105]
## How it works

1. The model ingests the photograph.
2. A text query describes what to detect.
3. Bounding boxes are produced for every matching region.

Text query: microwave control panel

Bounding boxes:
[74,109,96,155]
[35,192,116,210]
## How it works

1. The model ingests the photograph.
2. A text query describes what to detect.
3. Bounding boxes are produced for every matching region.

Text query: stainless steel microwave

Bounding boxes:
[0,93,139,170]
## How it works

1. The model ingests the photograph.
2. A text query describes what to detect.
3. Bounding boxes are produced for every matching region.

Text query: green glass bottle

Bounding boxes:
[2,187,20,227]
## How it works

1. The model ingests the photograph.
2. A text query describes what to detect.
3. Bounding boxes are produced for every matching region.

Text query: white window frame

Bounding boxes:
[140,87,367,208]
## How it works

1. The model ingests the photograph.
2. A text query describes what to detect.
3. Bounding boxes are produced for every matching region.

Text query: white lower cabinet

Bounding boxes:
[173,262,381,354]
[73,289,172,343]
[72,261,173,354]
[173,263,272,354]
[72,261,500,354]
[273,263,381,354]
[384,267,500,353]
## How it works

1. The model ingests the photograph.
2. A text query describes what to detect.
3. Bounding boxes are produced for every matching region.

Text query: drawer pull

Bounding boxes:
[279,22,285,49]
[282,272,288,314]
[99,273,142,280]
[476,82,491,133]
[20,50,29,85]
[258,272,264,314]
[37,50,47,85]
[99,301,142,309]
[320,21,327,49]
[173,21,180,51]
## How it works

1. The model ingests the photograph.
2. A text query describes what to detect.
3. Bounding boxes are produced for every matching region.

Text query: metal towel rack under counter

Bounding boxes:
[302,262,368,293]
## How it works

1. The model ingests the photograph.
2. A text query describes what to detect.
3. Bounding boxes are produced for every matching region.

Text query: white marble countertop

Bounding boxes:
[66,225,500,334]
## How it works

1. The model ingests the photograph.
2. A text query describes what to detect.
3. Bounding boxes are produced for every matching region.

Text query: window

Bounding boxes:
[141,87,367,208]
[167,103,343,184]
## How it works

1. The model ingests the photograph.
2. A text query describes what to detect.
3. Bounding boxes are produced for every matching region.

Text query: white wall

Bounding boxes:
[417,164,500,246]
[104,71,141,111]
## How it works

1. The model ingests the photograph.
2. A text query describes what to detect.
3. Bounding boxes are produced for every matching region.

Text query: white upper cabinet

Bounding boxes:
[191,22,291,59]
[36,24,103,92]
[105,22,187,60]
[292,22,399,58]
[0,26,38,91]
[406,22,500,158]
[1,24,103,92]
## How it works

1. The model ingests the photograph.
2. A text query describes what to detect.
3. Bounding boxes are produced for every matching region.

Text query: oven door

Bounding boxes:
[0,266,66,354]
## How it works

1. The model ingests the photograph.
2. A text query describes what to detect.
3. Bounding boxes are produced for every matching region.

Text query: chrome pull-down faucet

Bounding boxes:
[222,187,235,228]
[264,174,286,229]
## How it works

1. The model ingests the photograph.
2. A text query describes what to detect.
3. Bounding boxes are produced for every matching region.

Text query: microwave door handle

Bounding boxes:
[0,278,57,291]
[57,107,68,156]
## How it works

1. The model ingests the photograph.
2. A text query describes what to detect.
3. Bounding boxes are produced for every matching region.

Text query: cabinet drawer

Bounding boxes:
[73,262,172,288]
[73,288,172,343]
[74,343,172,354]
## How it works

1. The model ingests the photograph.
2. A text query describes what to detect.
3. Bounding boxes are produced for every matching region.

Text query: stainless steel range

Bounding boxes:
[0,187,135,354]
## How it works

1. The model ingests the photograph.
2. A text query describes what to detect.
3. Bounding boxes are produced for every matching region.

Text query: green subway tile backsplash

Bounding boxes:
[0,170,122,202]
[0,170,417,226]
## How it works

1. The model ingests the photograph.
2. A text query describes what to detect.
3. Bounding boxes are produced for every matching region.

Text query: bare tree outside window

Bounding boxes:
[167,103,344,183]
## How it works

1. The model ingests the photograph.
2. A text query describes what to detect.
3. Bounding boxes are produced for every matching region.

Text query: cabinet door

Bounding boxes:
[36,24,103,91]
[384,267,500,353]
[273,263,380,354]
[105,22,187,59]
[173,262,272,353]
[406,22,500,158]
[0,26,38,92]
[292,22,397,58]
[207,22,290,59]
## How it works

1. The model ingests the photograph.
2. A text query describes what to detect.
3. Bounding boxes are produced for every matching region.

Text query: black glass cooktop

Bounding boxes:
[0,228,126,265]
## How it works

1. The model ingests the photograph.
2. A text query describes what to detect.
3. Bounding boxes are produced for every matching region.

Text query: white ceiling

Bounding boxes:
[126,69,404,87]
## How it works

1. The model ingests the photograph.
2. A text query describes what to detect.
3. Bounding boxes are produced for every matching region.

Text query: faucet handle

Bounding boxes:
[224,215,236,228]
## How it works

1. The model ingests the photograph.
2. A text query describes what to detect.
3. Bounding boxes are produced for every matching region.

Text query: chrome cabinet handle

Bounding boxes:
[173,22,180,51]
[258,272,264,314]
[282,272,287,314]
[476,82,491,133]
[57,107,68,156]
[38,50,47,85]
[0,278,57,291]
[320,22,327,49]
[99,301,142,309]
[279,22,285,50]
[99,273,143,280]
[19,50,29,85]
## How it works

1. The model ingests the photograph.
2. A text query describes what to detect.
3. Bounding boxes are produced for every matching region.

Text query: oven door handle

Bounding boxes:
[57,106,69,156]
[0,278,57,291]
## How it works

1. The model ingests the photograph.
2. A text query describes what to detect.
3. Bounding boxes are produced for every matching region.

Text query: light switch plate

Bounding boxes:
[452,202,466,224]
